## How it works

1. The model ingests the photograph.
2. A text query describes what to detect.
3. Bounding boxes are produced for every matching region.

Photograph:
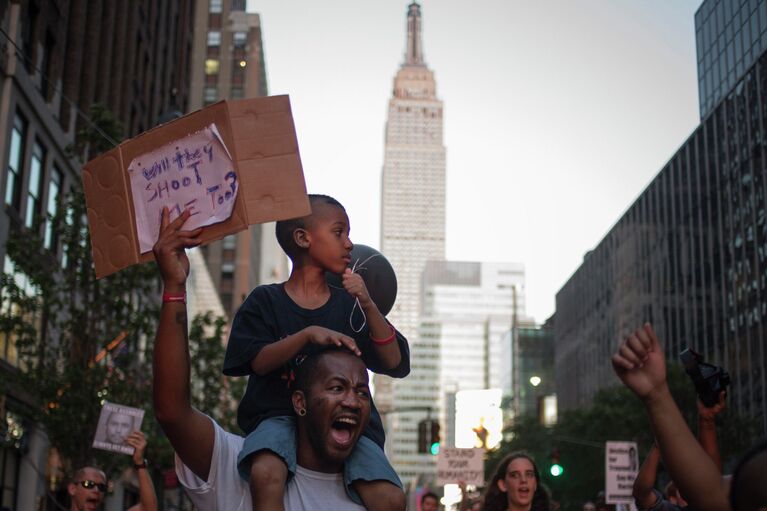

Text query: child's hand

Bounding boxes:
[305,326,361,356]
[342,269,374,309]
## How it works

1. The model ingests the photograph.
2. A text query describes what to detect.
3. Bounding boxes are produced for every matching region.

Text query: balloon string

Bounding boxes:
[349,253,381,333]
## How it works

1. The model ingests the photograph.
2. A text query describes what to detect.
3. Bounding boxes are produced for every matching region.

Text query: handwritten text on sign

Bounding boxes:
[437,447,485,487]
[129,124,238,253]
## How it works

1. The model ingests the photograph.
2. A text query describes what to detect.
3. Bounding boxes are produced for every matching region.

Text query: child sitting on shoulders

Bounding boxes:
[223,194,409,510]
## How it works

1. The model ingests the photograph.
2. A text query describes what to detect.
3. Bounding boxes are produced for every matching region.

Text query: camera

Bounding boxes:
[679,347,730,407]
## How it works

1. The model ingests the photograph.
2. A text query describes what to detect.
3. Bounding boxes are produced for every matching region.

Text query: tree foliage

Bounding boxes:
[486,365,760,511]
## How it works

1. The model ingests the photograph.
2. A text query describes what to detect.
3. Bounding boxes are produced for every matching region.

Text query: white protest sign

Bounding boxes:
[437,447,485,487]
[129,123,238,253]
[92,401,145,455]
[605,441,639,505]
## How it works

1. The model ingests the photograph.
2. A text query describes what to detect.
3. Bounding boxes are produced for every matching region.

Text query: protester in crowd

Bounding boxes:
[633,391,724,511]
[152,208,388,509]
[422,491,440,511]
[68,467,106,511]
[68,432,156,511]
[482,452,550,511]
[222,194,409,511]
[459,480,482,511]
[612,323,767,511]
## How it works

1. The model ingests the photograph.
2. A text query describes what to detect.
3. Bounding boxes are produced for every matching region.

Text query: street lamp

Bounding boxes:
[529,376,541,387]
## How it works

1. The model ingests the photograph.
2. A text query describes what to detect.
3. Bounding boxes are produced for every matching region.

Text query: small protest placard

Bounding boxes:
[605,441,639,505]
[129,123,237,254]
[437,447,485,487]
[92,401,145,455]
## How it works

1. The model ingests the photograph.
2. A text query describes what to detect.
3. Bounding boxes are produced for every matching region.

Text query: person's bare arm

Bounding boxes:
[125,432,158,511]
[633,445,662,509]
[342,269,401,369]
[152,208,214,481]
[697,392,725,473]
[612,324,730,511]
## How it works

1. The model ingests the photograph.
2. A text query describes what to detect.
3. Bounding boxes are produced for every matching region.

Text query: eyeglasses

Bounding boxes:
[76,480,107,492]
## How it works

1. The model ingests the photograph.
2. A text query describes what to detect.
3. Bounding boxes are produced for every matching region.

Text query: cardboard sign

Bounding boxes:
[605,441,639,504]
[92,401,145,455]
[82,95,311,278]
[437,447,485,487]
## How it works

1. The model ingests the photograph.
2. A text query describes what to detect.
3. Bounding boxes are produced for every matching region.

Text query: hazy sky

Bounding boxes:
[247,0,703,323]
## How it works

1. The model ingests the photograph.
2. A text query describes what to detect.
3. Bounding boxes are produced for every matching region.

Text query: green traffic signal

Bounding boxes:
[430,442,440,455]
[550,463,563,477]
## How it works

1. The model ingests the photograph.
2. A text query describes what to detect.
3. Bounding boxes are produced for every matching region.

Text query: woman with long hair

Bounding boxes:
[482,452,550,511]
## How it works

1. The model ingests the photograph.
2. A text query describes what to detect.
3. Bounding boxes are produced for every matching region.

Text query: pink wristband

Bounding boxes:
[162,291,186,304]
[370,326,396,346]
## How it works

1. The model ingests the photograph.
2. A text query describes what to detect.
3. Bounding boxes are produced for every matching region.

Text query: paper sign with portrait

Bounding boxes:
[92,401,145,455]
[128,123,238,254]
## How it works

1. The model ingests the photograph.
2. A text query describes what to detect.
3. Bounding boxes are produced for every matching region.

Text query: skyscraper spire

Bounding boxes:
[405,2,424,66]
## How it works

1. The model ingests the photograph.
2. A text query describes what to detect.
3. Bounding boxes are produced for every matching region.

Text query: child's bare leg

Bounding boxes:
[354,480,406,511]
[249,451,287,511]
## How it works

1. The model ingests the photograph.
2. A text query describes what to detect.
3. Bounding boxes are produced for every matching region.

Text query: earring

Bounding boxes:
[298,408,307,417]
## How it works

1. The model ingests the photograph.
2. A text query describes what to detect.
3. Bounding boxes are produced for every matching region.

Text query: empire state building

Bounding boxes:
[377,1,446,485]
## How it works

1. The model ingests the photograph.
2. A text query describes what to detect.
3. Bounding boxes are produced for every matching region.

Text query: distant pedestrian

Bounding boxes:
[422,491,440,511]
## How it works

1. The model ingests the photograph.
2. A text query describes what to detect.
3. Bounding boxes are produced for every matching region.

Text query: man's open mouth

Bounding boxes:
[330,415,359,446]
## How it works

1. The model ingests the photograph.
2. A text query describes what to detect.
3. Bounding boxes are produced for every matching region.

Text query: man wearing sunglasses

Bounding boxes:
[68,431,158,511]
[68,467,107,511]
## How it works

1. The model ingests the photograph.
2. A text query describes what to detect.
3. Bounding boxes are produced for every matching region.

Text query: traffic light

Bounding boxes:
[417,419,441,455]
[429,420,440,455]
[549,447,564,477]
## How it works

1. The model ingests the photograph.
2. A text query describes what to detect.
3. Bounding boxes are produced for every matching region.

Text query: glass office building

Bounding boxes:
[556,51,767,433]
[696,0,767,118]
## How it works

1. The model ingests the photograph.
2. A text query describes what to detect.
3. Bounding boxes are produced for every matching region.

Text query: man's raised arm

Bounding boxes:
[611,324,729,511]
[151,208,213,480]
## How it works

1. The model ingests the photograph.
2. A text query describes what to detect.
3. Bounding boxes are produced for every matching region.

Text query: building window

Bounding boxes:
[5,114,27,210]
[233,31,247,48]
[222,235,237,249]
[60,196,74,269]
[1,256,40,367]
[25,141,45,229]
[231,87,244,99]
[221,262,235,278]
[43,166,62,251]
[203,87,219,105]
[209,0,222,13]
[207,31,221,47]
[205,58,220,75]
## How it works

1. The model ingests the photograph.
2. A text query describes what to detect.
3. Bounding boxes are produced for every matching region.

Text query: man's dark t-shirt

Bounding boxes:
[223,283,410,448]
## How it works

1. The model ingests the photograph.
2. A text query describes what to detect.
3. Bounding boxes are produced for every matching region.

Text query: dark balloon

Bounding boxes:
[326,244,398,316]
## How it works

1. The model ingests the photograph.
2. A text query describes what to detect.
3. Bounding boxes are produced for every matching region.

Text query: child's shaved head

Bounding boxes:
[275,194,345,259]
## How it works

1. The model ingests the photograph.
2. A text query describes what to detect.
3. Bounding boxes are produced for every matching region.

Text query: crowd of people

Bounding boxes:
[64,197,766,511]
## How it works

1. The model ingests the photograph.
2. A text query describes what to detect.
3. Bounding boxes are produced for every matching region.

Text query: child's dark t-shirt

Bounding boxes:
[223,283,410,448]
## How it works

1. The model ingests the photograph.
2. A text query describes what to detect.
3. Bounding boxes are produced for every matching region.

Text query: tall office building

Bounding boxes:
[377,1,447,487]
[695,0,767,118]
[0,1,195,506]
[555,50,767,433]
[189,0,287,320]
[420,261,526,449]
